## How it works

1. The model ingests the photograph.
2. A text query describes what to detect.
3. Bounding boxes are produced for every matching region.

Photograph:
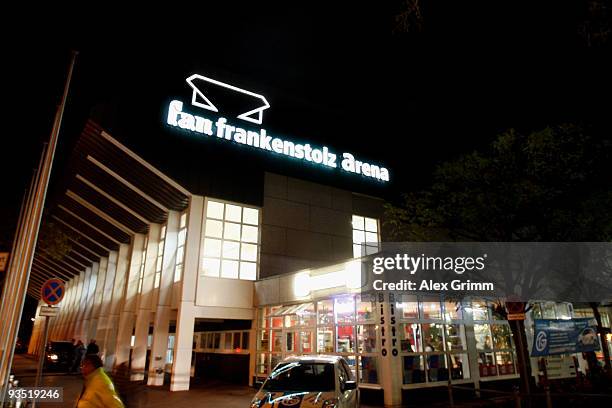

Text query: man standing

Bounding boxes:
[70,341,86,373]
[76,354,124,408]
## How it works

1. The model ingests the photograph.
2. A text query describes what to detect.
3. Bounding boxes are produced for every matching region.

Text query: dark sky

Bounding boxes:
[2,1,611,250]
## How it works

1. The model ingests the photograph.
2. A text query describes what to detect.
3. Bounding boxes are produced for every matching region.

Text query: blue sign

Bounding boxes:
[531,318,601,357]
[41,278,65,305]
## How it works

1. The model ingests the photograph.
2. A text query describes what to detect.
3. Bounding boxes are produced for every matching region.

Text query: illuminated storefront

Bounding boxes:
[254,277,520,398]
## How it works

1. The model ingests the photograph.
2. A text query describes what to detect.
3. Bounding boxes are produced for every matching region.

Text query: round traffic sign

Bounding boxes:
[41,278,65,305]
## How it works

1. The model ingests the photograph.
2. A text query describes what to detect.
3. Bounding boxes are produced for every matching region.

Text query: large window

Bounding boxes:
[398,296,471,385]
[174,212,188,283]
[201,199,260,281]
[194,330,249,353]
[470,300,517,378]
[352,215,379,258]
[154,225,167,289]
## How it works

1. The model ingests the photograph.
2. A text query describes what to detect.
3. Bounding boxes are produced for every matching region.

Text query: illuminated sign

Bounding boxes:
[166,75,390,182]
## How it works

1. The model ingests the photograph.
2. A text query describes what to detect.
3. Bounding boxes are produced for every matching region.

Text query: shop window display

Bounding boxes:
[357,325,377,353]
[336,325,355,353]
[257,295,380,384]
[399,296,513,385]
[471,300,489,321]
[475,321,515,377]
[318,300,334,325]
[300,331,313,353]
[421,297,442,320]
[444,300,462,320]
[444,324,467,351]
[317,326,334,353]
[397,297,419,319]
[356,295,375,322]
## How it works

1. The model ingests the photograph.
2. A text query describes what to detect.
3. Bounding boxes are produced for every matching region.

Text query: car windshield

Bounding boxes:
[263,362,335,392]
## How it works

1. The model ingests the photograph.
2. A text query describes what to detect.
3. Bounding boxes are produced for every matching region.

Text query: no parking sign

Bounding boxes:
[41,278,65,305]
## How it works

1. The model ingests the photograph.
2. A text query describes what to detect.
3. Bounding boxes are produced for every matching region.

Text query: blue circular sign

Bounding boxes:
[41,278,65,305]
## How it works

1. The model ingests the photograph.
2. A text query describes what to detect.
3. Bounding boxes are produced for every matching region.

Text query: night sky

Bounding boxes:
[2,2,611,251]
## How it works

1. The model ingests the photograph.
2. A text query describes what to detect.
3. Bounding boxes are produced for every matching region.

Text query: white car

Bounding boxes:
[250,355,359,408]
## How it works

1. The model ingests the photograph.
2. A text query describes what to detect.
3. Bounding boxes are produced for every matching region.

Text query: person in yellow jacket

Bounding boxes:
[75,354,125,408]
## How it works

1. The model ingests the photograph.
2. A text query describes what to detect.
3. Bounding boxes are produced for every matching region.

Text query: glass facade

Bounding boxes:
[257,294,518,389]
[400,297,516,384]
[256,294,380,384]
[398,296,472,385]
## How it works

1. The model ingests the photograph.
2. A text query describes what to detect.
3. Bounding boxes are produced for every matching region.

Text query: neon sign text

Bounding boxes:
[167,100,389,182]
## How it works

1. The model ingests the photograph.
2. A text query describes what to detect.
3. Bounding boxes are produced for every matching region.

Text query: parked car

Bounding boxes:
[250,355,359,408]
[44,341,73,371]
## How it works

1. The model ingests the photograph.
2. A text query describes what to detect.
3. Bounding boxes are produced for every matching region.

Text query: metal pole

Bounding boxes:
[513,319,531,405]
[513,385,522,408]
[31,315,50,408]
[0,155,45,407]
[0,50,77,406]
[0,181,31,363]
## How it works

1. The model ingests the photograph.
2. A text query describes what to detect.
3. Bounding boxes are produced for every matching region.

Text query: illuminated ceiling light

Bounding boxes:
[345,260,362,289]
[293,272,311,298]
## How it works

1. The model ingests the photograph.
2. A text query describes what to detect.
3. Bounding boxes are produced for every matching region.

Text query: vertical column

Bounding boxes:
[465,319,481,393]
[171,197,202,391]
[89,257,108,341]
[54,278,74,340]
[115,234,146,368]
[103,243,131,370]
[97,251,118,359]
[81,262,99,341]
[148,211,179,386]
[74,267,92,340]
[28,303,43,355]
[131,224,161,381]
[379,293,402,408]
[66,273,84,340]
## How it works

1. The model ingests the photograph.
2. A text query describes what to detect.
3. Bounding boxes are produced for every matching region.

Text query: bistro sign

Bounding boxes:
[166,74,390,182]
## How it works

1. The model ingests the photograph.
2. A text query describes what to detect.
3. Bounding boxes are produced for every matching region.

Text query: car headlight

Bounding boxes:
[49,354,58,361]
[322,398,338,408]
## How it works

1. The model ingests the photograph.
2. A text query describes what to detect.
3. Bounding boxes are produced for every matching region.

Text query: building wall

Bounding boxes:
[260,172,383,279]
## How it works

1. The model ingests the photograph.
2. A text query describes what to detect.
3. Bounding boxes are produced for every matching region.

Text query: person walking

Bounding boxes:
[70,341,86,374]
[75,354,124,408]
